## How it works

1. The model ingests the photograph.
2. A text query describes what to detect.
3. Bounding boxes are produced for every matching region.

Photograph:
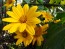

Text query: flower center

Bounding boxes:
[19,16,27,23]
[22,32,28,38]
[34,27,42,37]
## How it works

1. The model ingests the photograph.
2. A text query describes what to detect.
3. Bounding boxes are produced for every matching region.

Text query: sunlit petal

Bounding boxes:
[26,25,35,35]
[8,23,20,33]
[19,23,26,32]
[3,23,13,30]
[16,39,23,45]
[2,18,19,22]
[27,6,38,17]
[23,4,29,15]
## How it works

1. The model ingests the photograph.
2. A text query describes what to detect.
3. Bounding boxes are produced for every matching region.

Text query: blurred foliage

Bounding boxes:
[24,0,30,3]
[56,12,65,24]
[42,22,65,49]
[49,0,61,4]
[49,0,65,5]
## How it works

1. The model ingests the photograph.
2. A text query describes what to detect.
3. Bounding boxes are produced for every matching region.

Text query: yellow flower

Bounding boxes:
[54,19,61,23]
[33,35,44,46]
[41,11,53,22]
[2,4,41,35]
[14,24,48,46]
[32,24,49,46]
[14,31,33,46]
[4,0,15,9]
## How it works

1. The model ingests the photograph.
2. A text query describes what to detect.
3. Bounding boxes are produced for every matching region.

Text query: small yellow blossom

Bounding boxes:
[2,4,41,35]
[4,0,15,9]
[32,24,49,46]
[14,31,33,46]
[41,11,53,23]
[54,19,61,23]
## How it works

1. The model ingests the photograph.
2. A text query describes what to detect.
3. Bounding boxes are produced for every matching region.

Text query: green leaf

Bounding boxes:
[61,0,65,5]
[49,0,55,4]
[24,0,30,3]
[56,12,65,24]
[55,0,61,4]
[42,23,65,49]
[37,0,43,4]
[49,0,65,5]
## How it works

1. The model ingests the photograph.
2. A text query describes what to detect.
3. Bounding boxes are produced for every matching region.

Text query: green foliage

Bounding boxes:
[42,23,65,49]
[24,0,30,3]
[37,0,43,4]
[55,0,61,4]
[49,0,65,5]
[49,0,55,4]
[56,12,65,24]
[61,0,65,5]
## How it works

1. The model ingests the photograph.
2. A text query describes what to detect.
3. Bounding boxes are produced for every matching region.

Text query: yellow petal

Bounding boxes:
[14,32,23,39]
[37,40,41,46]
[16,39,23,45]
[41,24,49,32]
[24,40,29,47]
[37,37,42,46]
[54,19,61,23]
[27,6,38,17]
[44,19,49,22]
[5,4,11,10]
[3,23,13,30]
[32,38,36,45]
[12,6,21,19]
[19,23,26,32]
[27,12,41,19]
[27,18,41,25]
[13,6,21,16]
[40,36,44,41]
[33,12,41,17]
[14,35,20,39]
[6,11,18,19]
[32,18,41,24]
[37,36,44,46]
[23,4,29,15]
[24,35,33,47]
[17,4,24,17]
[27,35,33,43]
[8,3,13,7]
[14,34,22,39]
[2,18,19,22]
[8,23,20,33]
[26,25,35,35]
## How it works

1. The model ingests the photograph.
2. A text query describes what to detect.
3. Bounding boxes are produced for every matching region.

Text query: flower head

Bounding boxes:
[2,4,41,35]
[14,31,33,46]
[4,0,15,9]
[14,24,49,46]
[41,11,53,22]
[32,24,49,46]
